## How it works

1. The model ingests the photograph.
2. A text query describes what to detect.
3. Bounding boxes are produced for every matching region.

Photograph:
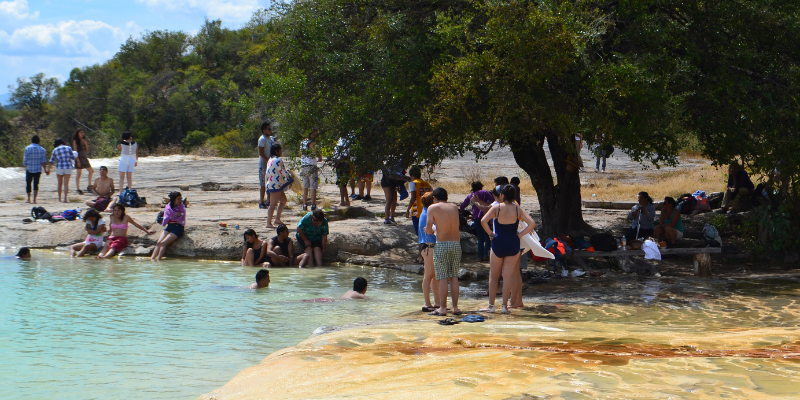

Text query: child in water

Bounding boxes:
[341,277,369,300]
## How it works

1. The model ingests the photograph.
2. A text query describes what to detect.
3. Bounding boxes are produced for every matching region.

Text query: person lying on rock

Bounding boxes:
[264,224,295,267]
[296,209,328,267]
[249,269,270,289]
[341,277,368,300]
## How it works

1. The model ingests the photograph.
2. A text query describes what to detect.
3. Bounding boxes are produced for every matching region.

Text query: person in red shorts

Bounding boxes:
[96,204,155,259]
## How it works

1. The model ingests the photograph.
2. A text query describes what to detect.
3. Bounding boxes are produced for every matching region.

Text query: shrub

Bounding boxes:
[205,128,257,158]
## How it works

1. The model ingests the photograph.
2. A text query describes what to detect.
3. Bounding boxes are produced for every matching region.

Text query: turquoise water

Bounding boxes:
[0,251,425,399]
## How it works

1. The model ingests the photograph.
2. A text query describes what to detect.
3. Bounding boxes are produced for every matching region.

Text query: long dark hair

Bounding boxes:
[664,196,678,209]
[500,184,516,203]
[113,204,126,219]
[638,191,654,204]
[83,209,101,224]
[168,192,182,207]
[243,229,258,248]
[72,129,85,146]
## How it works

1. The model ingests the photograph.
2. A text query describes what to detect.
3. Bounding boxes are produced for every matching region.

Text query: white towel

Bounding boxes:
[518,221,555,260]
[642,240,661,260]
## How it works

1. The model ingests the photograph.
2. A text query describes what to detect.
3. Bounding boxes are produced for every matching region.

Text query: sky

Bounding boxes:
[0,0,275,105]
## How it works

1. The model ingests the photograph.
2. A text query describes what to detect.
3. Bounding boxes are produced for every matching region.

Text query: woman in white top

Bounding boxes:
[118,131,138,189]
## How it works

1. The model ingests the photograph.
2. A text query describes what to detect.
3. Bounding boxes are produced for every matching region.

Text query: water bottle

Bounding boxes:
[621,236,627,250]
[235,224,240,230]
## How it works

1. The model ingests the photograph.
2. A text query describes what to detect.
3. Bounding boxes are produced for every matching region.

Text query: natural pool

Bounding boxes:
[4,250,800,399]
[0,251,426,400]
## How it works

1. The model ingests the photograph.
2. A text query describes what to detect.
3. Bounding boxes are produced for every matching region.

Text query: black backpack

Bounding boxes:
[31,206,52,221]
[119,188,147,208]
[590,233,618,252]
[156,211,164,224]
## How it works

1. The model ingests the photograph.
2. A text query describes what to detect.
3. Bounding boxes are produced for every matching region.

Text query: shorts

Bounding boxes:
[56,168,74,176]
[108,235,128,252]
[92,196,111,211]
[165,223,185,238]
[336,163,352,188]
[380,176,403,189]
[85,235,104,247]
[259,167,266,188]
[296,233,323,249]
[118,157,135,173]
[359,172,374,182]
[301,166,319,190]
[675,230,684,240]
[433,241,461,280]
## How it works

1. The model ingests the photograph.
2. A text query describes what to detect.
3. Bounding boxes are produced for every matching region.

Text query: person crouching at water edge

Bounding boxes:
[240,229,267,266]
[424,188,462,317]
[265,224,295,267]
[480,184,536,315]
[250,269,270,289]
[96,204,155,259]
[70,209,106,257]
[297,209,329,267]
[151,192,186,261]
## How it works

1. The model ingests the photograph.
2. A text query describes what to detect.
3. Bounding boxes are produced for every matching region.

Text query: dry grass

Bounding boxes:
[14,195,24,201]
[435,179,537,198]
[583,165,727,202]
[68,197,83,203]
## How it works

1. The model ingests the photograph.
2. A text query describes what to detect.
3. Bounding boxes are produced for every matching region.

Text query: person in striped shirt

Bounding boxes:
[22,135,49,204]
[49,138,76,203]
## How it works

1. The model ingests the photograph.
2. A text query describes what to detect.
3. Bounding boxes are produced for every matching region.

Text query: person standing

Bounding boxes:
[418,193,440,312]
[22,135,48,204]
[405,166,431,236]
[594,133,611,173]
[117,131,137,189]
[257,121,274,209]
[72,129,94,195]
[460,182,494,262]
[720,163,755,214]
[299,130,322,211]
[333,136,352,207]
[510,176,522,205]
[265,144,292,228]
[424,188,462,317]
[479,184,536,314]
[49,138,75,203]
[381,160,406,225]
[357,171,373,201]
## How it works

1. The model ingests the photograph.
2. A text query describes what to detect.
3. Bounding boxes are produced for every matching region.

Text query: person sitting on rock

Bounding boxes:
[265,224,295,267]
[297,209,329,267]
[720,163,755,214]
[70,209,106,258]
[151,192,185,261]
[249,269,270,289]
[97,204,156,259]
[654,197,683,246]
[626,191,656,241]
[241,229,267,266]
[85,166,116,212]
[341,277,368,299]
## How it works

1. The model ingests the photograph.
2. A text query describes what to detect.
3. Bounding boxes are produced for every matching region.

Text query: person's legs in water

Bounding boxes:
[421,246,440,309]
[481,251,503,312]
[244,247,259,266]
[76,243,98,258]
[268,246,287,266]
[151,232,179,261]
[313,246,323,266]
[500,253,522,314]
[299,245,313,267]
[69,242,85,257]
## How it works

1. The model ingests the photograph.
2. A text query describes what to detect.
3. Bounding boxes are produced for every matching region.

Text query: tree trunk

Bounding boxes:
[509,131,593,238]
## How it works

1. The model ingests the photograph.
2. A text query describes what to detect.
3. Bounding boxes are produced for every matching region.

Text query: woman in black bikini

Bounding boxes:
[479,185,536,314]
[241,229,267,266]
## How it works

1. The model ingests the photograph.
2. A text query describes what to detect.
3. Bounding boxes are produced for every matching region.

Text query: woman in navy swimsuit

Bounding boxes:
[479,185,536,314]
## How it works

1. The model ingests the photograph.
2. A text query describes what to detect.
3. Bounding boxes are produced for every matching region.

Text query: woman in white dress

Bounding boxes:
[118,131,138,189]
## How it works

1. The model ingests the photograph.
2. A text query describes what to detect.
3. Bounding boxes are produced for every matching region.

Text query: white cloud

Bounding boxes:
[0,0,38,20]
[0,20,125,57]
[136,0,261,23]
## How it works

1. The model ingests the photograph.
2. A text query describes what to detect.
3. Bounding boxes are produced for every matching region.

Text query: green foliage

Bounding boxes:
[205,128,257,158]
[7,73,59,114]
[182,130,210,148]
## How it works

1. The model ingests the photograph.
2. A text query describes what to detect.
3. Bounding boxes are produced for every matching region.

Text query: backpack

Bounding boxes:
[119,188,147,208]
[590,233,618,252]
[61,209,79,221]
[702,224,722,247]
[31,206,52,221]
[677,193,696,214]
[156,211,164,225]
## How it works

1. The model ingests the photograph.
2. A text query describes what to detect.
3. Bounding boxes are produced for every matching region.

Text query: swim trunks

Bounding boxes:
[108,235,128,252]
[433,241,461,280]
[92,196,110,211]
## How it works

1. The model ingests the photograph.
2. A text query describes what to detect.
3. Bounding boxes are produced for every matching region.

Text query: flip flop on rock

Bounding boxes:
[438,318,459,325]
[429,310,447,316]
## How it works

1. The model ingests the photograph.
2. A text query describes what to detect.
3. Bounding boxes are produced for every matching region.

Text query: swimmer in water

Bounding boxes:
[341,277,368,300]
[249,269,270,289]
[16,247,31,259]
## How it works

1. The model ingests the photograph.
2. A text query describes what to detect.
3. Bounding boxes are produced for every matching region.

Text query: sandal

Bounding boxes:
[438,318,459,326]
[421,306,436,312]
[429,310,447,316]
[479,305,495,313]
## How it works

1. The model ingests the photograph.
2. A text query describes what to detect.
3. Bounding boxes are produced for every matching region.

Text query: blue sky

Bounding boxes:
[1,0,274,105]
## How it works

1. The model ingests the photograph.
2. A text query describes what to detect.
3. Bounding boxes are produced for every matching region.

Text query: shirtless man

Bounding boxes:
[341,277,368,299]
[249,269,270,289]
[85,166,116,212]
[424,187,462,316]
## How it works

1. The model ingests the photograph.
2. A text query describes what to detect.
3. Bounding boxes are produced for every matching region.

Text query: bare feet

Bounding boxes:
[25,200,31,204]
[265,224,276,229]
[273,220,285,226]
[480,305,495,313]
[509,304,524,309]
